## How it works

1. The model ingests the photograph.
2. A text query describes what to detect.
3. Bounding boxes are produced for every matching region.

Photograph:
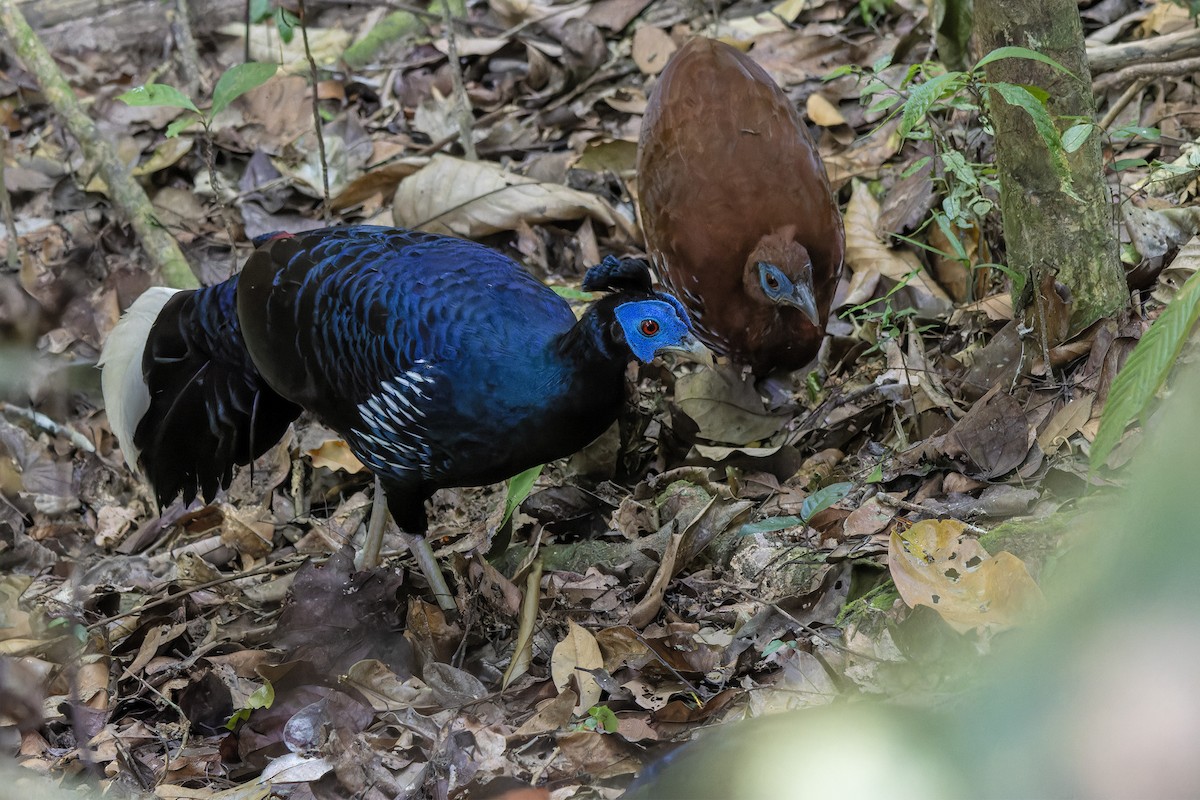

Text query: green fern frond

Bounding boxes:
[1091,269,1200,470]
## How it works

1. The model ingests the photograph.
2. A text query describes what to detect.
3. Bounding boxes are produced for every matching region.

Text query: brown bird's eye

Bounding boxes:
[640,319,660,336]
[765,274,780,289]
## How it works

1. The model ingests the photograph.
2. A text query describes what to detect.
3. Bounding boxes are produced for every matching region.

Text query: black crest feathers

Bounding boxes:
[582,255,654,294]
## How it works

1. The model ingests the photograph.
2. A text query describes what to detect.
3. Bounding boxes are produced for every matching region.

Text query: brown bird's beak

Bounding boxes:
[784,278,820,327]
[661,332,715,368]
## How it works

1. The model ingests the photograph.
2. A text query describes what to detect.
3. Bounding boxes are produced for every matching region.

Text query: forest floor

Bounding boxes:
[1,0,1198,797]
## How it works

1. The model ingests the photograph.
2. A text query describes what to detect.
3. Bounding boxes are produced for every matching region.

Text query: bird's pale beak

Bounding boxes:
[661,332,715,368]
[784,279,820,326]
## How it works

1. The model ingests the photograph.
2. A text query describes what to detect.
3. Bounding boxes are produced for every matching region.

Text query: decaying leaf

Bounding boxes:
[551,620,604,713]
[392,154,617,237]
[673,365,790,445]
[306,438,366,473]
[888,519,1044,633]
[843,180,953,314]
[631,26,677,75]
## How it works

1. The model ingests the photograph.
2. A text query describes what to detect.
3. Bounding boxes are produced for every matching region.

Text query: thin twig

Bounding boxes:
[873,493,989,536]
[170,0,205,96]
[0,128,17,271]
[296,0,331,220]
[85,557,314,630]
[0,401,96,452]
[1098,77,1149,131]
[126,670,190,787]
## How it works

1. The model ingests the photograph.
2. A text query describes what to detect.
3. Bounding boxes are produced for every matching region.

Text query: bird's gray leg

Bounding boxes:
[360,476,456,614]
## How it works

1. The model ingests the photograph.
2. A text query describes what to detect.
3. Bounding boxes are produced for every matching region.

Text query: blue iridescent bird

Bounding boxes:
[101,226,709,611]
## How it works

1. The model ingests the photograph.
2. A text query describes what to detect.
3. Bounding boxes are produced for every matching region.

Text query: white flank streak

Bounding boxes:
[98,287,181,474]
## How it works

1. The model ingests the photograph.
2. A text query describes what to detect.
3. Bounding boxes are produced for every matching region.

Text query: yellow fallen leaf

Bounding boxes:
[307,438,365,474]
[806,93,844,127]
[889,519,1043,633]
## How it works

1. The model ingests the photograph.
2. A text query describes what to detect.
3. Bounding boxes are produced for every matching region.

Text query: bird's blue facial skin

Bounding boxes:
[614,299,694,363]
[758,262,796,303]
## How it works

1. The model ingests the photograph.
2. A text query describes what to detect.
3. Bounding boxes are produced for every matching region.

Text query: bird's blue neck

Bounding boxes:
[556,294,629,370]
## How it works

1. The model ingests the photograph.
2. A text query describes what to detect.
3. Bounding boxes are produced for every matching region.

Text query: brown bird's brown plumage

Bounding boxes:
[637,37,845,375]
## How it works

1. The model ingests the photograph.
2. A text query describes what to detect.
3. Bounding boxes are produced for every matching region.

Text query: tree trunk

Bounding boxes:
[976,0,1126,341]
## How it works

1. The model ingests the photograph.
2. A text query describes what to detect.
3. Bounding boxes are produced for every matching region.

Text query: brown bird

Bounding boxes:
[638,37,845,375]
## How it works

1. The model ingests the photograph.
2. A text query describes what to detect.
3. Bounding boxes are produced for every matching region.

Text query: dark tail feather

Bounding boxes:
[105,278,301,508]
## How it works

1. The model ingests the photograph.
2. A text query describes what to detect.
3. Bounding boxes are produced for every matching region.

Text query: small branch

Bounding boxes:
[874,493,989,536]
[0,0,197,288]
[1098,77,1149,131]
[1,401,96,453]
[243,0,251,63]
[1087,26,1200,75]
[296,0,331,220]
[170,0,205,96]
[1093,56,1200,94]
[0,128,17,271]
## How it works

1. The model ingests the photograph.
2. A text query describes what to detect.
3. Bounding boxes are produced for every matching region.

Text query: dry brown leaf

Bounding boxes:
[1037,394,1095,456]
[513,689,578,736]
[631,26,677,75]
[342,659,435,711]
[551,620,604,714]
[392,154,617,237]
[673,365,789,445]
[888,519,1044,633]
[595,626,649,673]
[220,504,274,558]
[942,385,1031,479]
[843,180,953,313]
[331,160,426,213]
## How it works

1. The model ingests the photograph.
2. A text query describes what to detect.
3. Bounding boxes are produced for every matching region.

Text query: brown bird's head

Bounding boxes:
[742,227,820,326]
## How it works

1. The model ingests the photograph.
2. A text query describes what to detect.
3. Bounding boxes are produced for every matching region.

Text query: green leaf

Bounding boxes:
[974,46,1075,78]
[225,680,275,729]
[1112,157,1149,172]
[1110,125,1160,142]
[901,155,932,178]
[1061,123,1093,154]
[249,0,273,22]
[762,638,794,657]
[1091,268,1200,470]
[800,481,853,522]
[211,62,278,117]
[551,285,595,301]
[164,113,199,138]
[117,83,199,113]
[739,516,803,536]
[276,7,300,43]
[900,72,961,140]
[502,464,543,528]
[987,82,1073,192]
[867,94,902,115]
[824,64,857,80]
[588,705,620,733]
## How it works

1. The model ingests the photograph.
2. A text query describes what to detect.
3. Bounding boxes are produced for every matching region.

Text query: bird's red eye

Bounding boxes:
[765,274,779,289]
[640,319,660,336]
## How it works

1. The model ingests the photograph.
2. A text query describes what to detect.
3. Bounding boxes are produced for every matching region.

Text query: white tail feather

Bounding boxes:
[99,287,181,474]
